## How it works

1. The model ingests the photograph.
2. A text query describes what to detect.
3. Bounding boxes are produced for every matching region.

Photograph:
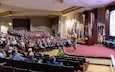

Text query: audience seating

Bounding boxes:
[54,56,88,72]
[0,28,89,72]
[47,64,61,72]
[102,39,115,48]
[68,60,81,71]
[0,65,14,72]
[14,68,29,72]
[0,55,88,72]
[61,66,75,72]
[28,62,45,72]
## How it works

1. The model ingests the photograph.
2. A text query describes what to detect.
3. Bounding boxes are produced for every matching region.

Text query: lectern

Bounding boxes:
[85,36,94,45]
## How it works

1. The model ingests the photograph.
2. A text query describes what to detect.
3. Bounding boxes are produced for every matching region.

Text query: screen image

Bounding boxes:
[110,10,115,36]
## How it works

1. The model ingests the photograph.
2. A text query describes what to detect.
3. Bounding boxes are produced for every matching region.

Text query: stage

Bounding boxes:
[64,44,115,58]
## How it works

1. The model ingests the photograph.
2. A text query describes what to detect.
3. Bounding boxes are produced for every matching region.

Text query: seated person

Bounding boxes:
[57,47,65,56]
[25,52,37,63]
[66,39,72,47]
[0,48,4,58]
[8,49,25,61]
[47,56,63,66]
[28,40,35,50]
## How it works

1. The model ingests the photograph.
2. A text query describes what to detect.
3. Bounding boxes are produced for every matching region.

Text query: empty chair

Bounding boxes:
[43,54,50,58]
[0,65,14,72]
[68,56,77,60]
[42,57,50,63]
[11,60,30,70]
[29,69,43,72]
[14,68,29,72]
[47,64,61,72]
[35,53,43,59]
[55,56,64,59]
[77,57,86,63]
[0,58,8,63]
[28,62,45,72]
[68,60,84,72]
[74,58,84,65]
[61,66,74,72]
[77,57,89,70]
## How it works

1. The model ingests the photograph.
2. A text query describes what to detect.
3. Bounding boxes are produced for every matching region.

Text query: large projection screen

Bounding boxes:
[110,10,115,37]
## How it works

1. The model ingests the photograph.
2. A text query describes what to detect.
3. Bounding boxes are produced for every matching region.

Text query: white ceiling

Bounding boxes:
[0,0,114,17]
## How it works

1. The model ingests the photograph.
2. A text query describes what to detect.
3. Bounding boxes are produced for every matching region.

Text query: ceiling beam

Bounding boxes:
[62,6,83,14]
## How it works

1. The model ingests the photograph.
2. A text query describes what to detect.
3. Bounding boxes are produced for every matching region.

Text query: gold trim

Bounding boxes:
[62,6,83,14]
[0,11,20,17]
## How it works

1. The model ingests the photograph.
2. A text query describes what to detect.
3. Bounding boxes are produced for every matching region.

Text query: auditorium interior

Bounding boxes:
[0,0,115,72]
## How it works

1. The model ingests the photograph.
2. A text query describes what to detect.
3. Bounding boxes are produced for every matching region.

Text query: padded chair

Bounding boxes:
[11,60,30,70]
[28,62,46,72]
[42,57,50,63]
[78,57,89,70]
[68,56,77,60]
[74,59,84,65]
[68,60,81,71]
[72,59,86,71]
[29,69,43,72]
[61,66,74,72]
[0,58,8,63]
[0,65,14,72]
[56,59,68,66]
[43,54,50,58]
[14,68,29,72]
[47,64,61,72]
[55,56,64,60]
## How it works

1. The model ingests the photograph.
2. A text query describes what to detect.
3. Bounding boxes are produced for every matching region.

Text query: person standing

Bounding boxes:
[71,30,77,51]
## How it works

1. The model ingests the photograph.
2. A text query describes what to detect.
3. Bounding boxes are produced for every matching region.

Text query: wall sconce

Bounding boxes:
[9,22,12,25]
[74,19,77,22]
[58,21,61,24]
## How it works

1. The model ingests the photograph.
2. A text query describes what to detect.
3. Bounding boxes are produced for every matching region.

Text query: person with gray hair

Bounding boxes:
[25,52,37,63]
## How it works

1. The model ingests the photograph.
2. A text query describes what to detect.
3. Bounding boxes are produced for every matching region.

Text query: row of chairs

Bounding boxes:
[102,39,115,49]
[41,55,89,72]
[0,58,80,72]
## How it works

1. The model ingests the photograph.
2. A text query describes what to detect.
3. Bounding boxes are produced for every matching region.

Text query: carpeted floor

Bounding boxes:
[40,49,112,72]
[64,44,115,58]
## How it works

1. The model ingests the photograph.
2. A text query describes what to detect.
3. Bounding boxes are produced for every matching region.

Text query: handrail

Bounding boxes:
[110,61,114,72]
[110,54,115,72]
[110,54,115,68]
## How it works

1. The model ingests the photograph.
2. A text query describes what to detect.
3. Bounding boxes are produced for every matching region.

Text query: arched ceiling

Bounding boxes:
[0,0,114,17]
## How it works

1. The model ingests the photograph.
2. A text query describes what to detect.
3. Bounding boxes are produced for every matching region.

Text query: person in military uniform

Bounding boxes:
[71,30,77,51]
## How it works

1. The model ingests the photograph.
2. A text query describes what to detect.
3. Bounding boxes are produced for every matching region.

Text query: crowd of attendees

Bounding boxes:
[0,33,65,66]
[0,29,69,63]
[8,28,50,38]
[0,28,89,72]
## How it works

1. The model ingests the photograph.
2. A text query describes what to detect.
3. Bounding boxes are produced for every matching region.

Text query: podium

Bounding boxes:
[85,36,94,45]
